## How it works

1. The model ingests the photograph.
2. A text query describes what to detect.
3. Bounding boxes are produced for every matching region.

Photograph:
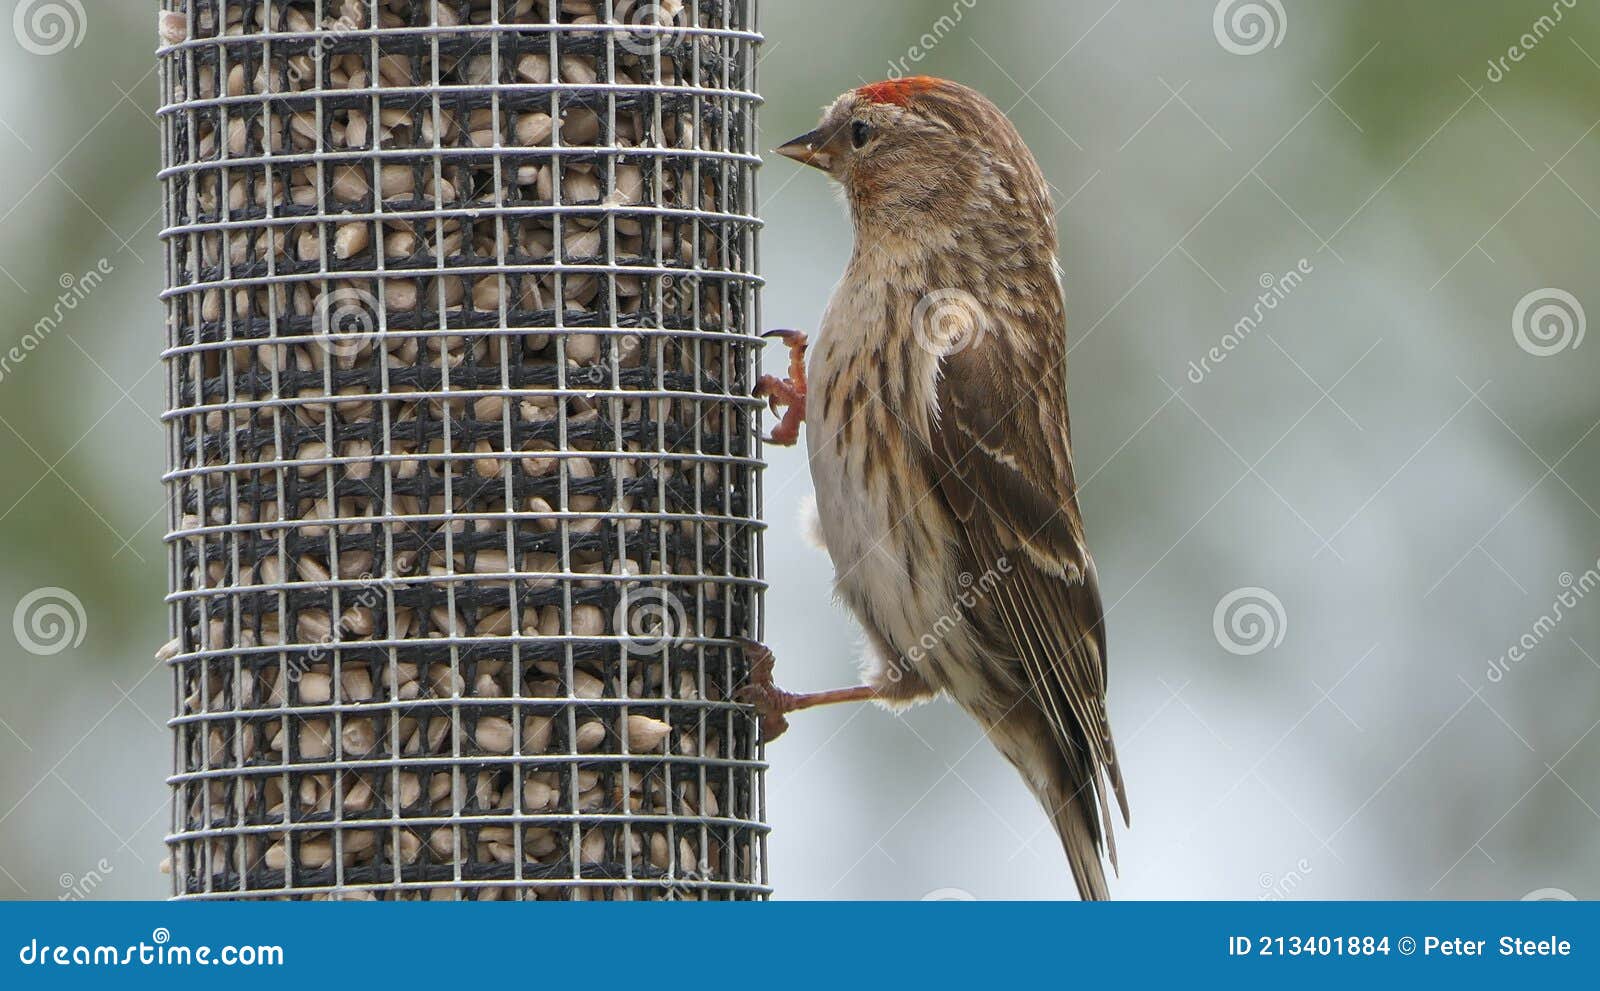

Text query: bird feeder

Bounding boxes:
[159,0,766,900]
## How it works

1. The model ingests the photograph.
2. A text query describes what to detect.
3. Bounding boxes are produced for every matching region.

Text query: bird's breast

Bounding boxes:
[802,275,977,693]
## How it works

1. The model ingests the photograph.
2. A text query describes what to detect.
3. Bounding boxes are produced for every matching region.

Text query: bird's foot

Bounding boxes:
[734,638,793,741]
[734,637,877,743]
[754,329,808,446]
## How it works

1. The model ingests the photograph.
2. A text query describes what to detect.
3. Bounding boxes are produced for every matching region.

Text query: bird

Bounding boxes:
[741,76,1128,900]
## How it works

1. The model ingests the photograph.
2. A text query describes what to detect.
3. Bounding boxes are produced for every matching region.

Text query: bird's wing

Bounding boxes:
[925,314,1129,867]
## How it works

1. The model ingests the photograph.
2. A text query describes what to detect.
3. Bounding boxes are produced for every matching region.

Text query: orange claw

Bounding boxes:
[733,636,880,743]
[754,329,808,446]
[733,637,791,741]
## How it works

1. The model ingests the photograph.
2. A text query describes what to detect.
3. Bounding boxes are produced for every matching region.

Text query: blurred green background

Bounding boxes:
[0,0,1596,900]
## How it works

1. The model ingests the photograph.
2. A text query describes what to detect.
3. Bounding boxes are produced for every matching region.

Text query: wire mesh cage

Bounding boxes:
[158,0,766,900]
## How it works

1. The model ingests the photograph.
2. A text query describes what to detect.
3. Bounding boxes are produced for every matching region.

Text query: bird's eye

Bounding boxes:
[851,120,873,148]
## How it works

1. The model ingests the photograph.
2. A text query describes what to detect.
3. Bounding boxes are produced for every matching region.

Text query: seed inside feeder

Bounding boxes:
[162,0,764,901]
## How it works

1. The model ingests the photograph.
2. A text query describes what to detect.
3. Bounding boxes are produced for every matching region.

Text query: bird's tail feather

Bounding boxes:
[985,711,1116,900]
[1044,778,1110,901]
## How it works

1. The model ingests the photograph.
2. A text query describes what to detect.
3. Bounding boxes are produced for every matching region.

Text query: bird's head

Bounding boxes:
[776,77,1053,239]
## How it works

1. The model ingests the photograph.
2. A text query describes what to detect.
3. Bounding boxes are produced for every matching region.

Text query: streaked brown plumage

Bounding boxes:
[749,77,1127,900]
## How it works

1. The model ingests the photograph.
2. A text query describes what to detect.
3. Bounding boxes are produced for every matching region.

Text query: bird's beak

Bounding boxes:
[775,128,833,171]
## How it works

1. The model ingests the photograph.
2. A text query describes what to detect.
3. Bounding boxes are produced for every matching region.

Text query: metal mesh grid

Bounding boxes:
[158,0,766,900]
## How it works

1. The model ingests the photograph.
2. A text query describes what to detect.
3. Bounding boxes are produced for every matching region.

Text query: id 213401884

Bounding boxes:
[1227,935,1574,957]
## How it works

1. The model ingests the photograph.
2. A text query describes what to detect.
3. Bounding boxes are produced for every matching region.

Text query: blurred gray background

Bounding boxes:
[1,0,1597,900]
